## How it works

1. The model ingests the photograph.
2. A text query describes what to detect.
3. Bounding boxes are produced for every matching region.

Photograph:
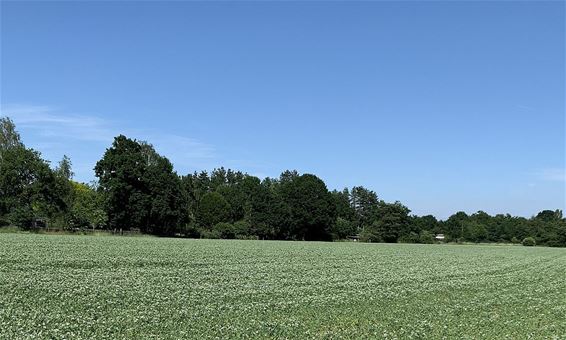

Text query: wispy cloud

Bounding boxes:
[515,104,535,111]
[1,104,215,158]
[149,135,215,160]
[0,103,218,177]
[536,168,566,182]
[141,134,217,173]
[1,104,115,142]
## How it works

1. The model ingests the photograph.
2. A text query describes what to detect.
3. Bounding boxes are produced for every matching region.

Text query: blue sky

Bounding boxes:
[1,1,564,219]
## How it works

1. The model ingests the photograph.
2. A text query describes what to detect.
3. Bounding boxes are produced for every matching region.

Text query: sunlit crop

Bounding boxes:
[1,234,565,339]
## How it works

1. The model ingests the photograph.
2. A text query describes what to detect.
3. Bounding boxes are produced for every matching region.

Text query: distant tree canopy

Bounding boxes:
[0,146,66,228]
[1,116,565,246]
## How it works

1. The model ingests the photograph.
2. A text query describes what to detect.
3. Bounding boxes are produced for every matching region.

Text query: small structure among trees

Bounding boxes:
[347,234,360,242]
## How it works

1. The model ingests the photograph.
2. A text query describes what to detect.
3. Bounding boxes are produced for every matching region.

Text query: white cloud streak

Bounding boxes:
[1,104,217,174]
[537,168,566,182]
[2,104,115,142]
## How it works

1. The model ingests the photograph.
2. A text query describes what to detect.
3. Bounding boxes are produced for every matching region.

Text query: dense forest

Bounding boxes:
[1,117,565,246]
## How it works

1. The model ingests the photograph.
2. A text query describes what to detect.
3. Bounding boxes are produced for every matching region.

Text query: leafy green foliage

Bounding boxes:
[0,146,66,228]
[359,224,382,243]
[278,174,336,241]
[419,230,435,244]
[69,182,107,229]
[411,215,440,234]
[350,186,380,229]
[0,117,22,160]
[94,136,186,235]
[55,155,74,180]
[233,220,252,239]
[374,201,411,242]
[196,192,230,228]
[213,222,236,239]
[331,217,356,240]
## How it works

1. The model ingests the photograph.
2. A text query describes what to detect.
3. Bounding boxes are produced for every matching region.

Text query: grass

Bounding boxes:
[0,234,564,339]
[0,226,147,237]
[0,226,22,234]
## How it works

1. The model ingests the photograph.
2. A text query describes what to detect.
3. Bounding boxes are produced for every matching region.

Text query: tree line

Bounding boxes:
[1,117,565,246]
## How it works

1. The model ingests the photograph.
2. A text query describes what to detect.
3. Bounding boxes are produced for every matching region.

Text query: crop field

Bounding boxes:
[0,234,565,339]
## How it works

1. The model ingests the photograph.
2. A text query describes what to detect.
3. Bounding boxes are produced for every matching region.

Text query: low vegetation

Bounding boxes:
[1,234,564,338]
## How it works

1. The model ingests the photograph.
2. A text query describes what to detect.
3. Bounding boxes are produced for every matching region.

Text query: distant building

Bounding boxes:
[435,234,445,241]
[348,235,360,242]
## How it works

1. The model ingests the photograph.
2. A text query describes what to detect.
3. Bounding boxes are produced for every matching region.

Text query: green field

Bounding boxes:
[1,234,565,339]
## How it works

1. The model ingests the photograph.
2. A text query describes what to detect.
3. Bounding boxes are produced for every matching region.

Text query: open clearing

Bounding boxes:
[1,234,565,339]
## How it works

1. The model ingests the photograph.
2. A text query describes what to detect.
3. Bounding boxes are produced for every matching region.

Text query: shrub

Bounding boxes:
[233,220,250,239]
[8,208,35,229]
[199,228,221,239]
[0,226,23,233]
[360,228,382,243]
[0,216,9,227]
[181,223,200,238]
[419,230,434,244]
[213,222,236,239]
[511,237,520,244]
[331,217,356,240]
[522,237,536,247]
[399,232,419,244]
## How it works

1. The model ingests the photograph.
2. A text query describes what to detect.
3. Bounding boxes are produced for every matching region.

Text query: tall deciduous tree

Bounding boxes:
[373,201,411,243]
[0,146,64,228]
[95,135,146,230]
[279,173,336,241]
[0,118,67,228]
[95,135,186,235]
[443,211,469,240]
[0,117,22,161]
[56,155,74,180]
